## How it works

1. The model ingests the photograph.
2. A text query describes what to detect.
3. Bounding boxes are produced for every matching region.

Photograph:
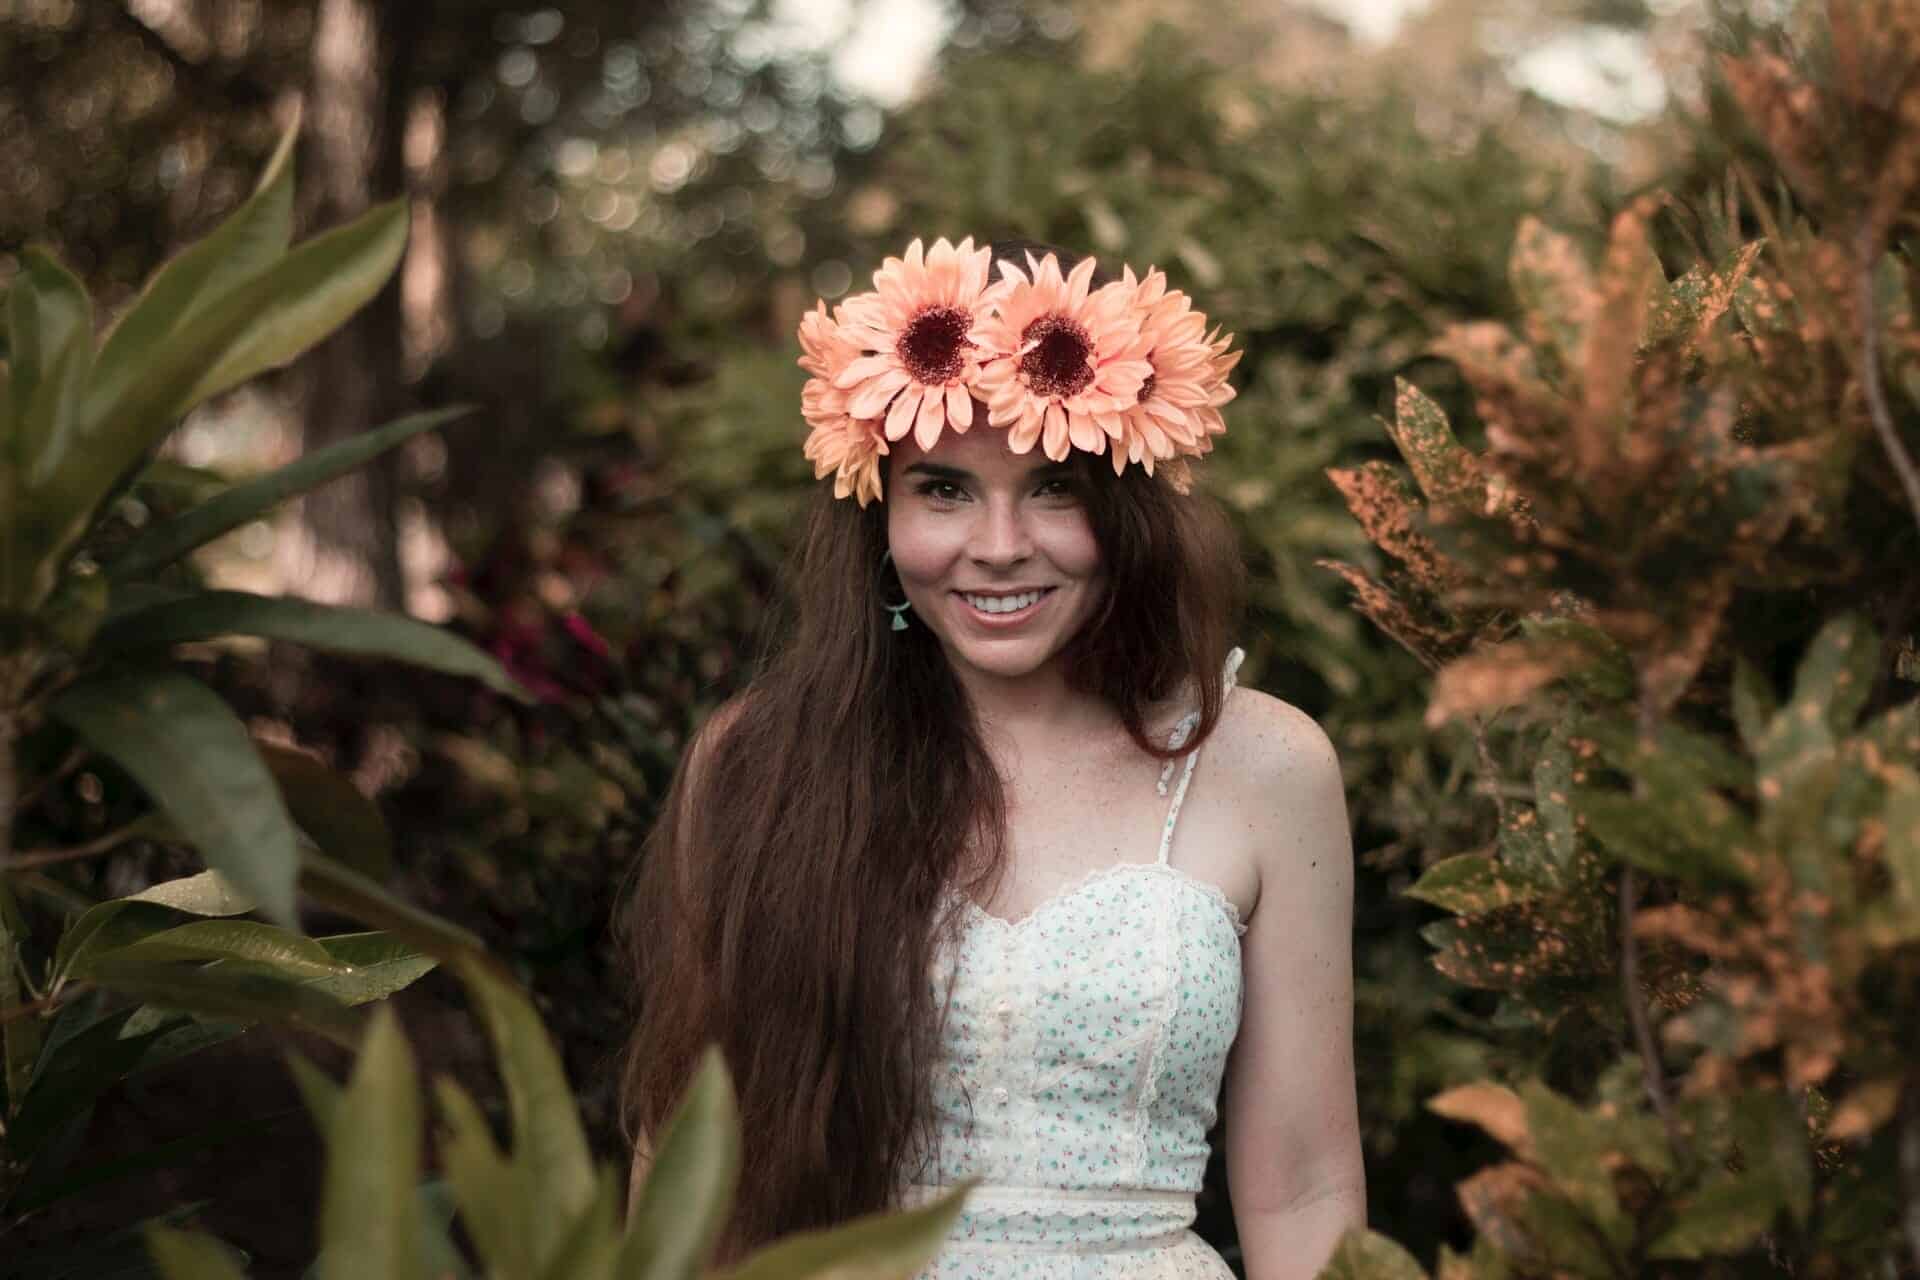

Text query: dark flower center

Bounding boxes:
[896,306,972,384]
[1137,373,1157,404]
[1018,315,1094,399]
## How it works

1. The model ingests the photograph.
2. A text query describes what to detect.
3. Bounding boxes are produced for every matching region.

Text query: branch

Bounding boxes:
[16,745,86,814]
[0,982,91,1030]
[1857,224,1920,536]
[2,816,155,872]
[1620,866,1683,1156]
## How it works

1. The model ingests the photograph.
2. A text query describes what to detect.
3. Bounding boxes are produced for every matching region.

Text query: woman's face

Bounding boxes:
[885,420,1107,687]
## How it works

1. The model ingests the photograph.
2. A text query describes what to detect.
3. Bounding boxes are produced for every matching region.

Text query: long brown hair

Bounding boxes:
[614,242,1246,1266]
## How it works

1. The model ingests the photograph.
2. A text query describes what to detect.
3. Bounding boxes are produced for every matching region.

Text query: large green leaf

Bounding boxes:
[316,1006,425,1280]
[619,1046,741,1280]
[306,932,438,1005]
[717,1182,974,1280]
[1316,1229,1429,1280]
[2,249,93,609]
[89,116,299,433]
[94,590,528,701]
[7,1007,167,1163]
[55,870,258,985]
[456,955,597,1269]
[107,406,472,581]
[48,670,302,925]
[144,1225,250,1280]
[538,1169,625,1280]
[297,847,497,975]
[1405,853,1545,916]
[14,248,93,489]
[75,919,346,981]
[432,1077,534,1278]
[82,955,360,1048]
[258,742,394,880]
[21,199,409,608]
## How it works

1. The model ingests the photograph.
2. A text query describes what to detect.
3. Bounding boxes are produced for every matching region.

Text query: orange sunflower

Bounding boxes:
[971,252,1152,462]
[830,236,1006,452]
[1110,266,1242,478]
[797,300,887,507]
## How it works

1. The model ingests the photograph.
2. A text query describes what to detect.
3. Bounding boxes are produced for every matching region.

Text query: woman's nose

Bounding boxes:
[967,498,1033,567]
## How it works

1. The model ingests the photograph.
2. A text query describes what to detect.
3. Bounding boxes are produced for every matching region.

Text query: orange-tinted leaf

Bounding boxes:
[1429,321,1564,466]
[1575,196,1662,482]
[1383,378,1492,514]
[1429,1082,1534,1159]
[1324,462,1463,593]
[1720,51,1826,203]
[1509,216,1596,368]
[1315,558,1462,671]
[1826,1076,1902,1141]
[1425,638,1588,728]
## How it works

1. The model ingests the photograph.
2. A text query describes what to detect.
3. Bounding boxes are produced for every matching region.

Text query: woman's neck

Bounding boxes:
[950,653,1115,756]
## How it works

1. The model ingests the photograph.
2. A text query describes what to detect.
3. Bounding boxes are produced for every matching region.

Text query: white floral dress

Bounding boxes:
[901,649,1248,1278]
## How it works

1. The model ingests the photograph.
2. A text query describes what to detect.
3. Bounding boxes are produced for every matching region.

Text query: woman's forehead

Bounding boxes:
[896,422,1063,477]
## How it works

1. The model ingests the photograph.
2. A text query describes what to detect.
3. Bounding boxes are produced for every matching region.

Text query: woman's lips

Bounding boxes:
[954,587,1056,627]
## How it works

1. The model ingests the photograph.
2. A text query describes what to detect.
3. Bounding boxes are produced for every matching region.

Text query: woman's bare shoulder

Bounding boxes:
[1209,685,1342,797]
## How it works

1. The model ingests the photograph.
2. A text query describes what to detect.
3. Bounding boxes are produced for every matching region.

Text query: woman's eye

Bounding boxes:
[916,480,965,501]
[1035,479,1075,499]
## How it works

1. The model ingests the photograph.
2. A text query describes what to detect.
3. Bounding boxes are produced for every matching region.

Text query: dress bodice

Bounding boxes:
[901,649,1247,1278]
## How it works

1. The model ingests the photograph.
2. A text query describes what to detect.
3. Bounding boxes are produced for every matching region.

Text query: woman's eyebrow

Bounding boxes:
[902,460,1075,479]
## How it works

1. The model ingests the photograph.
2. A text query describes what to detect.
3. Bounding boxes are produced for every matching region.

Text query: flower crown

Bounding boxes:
[797,237,1241,506]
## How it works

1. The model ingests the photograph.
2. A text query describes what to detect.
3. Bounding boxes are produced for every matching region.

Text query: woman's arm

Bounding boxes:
[1219,696,1365,1280]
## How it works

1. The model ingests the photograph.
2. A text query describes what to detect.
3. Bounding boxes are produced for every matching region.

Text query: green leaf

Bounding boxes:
[305,932,437,1006]
[107,406,472,581]
[537,1168,625,1280]
[77,919,347,981]
[1518,1081,1621,1225]
[1508,216,1595,368]
[619,1046,741,1280]
[83,954,360,1049]
[94,590,529,701]
[455,955,596,1269]
[8,1007,166,1163]
[432,1077,533,1277]
[296,846,492,971]
[90,116,299,433]
[15,248,94,489]
[55,870,259,987]
[317,1005,425,1280]
[144,1224,250,1280]
[258,742,394,881]
[1731,654,1777,757]
[717,1181,975,1280]
[1316,1228,1428,1279]
[1406,853,1544,916]
[286,1048,343,1135]
[415,1180,475,1280]
[1382,378,1490,514]
[48,670,302,925]
[25,199,410,606]
[1885,766,1920,924]
[1645,1170,1781,1259]
[1756,614,1877,788]
[188,198,409,406]
[1574,786,1753,885]
[1530,720,1580,883]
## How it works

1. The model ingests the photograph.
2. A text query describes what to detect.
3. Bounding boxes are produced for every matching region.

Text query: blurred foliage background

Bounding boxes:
[0,0,1838,1274]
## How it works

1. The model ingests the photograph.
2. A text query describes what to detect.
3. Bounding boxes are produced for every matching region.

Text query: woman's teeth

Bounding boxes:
[964,589,1048,614]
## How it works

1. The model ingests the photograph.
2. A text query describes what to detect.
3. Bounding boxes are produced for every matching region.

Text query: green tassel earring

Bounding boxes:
[880,550,912,633]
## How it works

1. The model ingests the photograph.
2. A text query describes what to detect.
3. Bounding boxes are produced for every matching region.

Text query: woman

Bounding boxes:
[618,238,1364,1278]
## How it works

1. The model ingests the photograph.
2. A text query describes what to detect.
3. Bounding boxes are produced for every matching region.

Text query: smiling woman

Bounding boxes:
[616,239,1364,1278]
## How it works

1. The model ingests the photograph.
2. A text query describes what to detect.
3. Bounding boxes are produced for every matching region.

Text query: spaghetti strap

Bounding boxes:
[1154,646,1245,867]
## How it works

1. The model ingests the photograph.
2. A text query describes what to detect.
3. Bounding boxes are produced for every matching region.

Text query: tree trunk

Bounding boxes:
[289,0,431,609]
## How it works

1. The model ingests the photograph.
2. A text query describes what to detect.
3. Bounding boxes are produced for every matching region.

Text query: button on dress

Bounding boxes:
[900,649,1249,1279]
